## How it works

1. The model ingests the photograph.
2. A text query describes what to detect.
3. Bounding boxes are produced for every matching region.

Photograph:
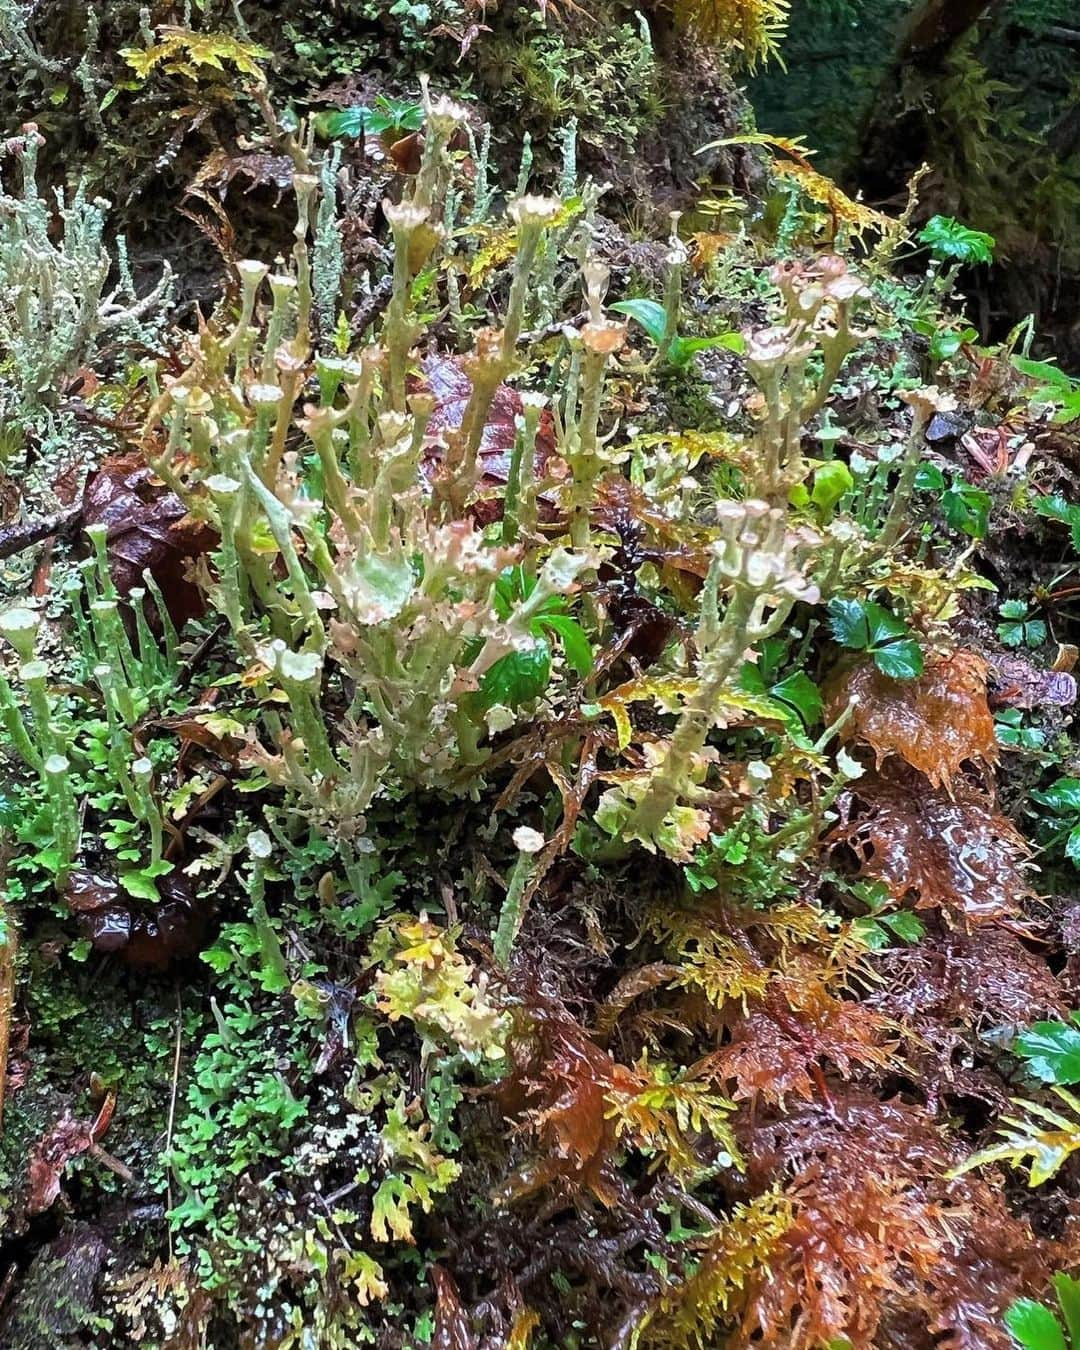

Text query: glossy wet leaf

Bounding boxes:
[670,331,746,365]
[829,651,997,787]
[476,640,552,711]
[828,597,873,649]
[1015,1019,1080,1085]
[771,672,823,727]
[536,613,593,677]
[740,662,822,729]
[82,450,218,628]
[872,638,924,681]
[1004,1299,1068,1350]
[610,298,742,367]
[609,298,668,345]
[418,355,558,523]
[834,770,1029,923]
[883,910,925,943]
[828,597,908,651]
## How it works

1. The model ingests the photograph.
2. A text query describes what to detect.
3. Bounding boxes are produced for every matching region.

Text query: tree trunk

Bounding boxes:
[849,0,1004,207]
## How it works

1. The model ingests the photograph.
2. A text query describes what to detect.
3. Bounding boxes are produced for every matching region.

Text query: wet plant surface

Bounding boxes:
[0,4,1079,1348]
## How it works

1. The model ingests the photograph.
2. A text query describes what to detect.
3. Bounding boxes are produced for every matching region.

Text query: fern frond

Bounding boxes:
[702,133,893,237]
[120,26,270,82]
[949,1086,1080,1187]
[633,1189,794,1348]
[643,902,832,1009]
[606,1066,740,1175]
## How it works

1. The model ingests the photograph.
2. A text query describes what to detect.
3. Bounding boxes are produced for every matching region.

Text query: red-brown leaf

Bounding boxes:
[27,1111,95,1213]
[416,354,557,523]
[828,651,997,788]
[65,869,207,969]
[82,451,217,628]
[832,770,1031,924]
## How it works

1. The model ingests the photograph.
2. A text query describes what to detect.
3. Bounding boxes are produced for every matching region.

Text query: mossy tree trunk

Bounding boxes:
[852,0,1002,203]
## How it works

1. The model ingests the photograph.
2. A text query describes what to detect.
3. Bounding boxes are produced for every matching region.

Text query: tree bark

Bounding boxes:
[849,0,1004,206]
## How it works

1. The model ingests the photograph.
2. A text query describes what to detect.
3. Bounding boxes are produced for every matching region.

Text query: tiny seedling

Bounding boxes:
[314,96,424,141]
[827,597,924,680]
[468,565,593,713]
[915,463,991,540]
[918,215,995,266]
[994,709,1047,752]
[610,297,745,369]
[997,599,1047,650]
[850,879,925,950]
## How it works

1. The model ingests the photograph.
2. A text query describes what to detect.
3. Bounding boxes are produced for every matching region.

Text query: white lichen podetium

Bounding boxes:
[138,91,599,852]
[747,255,872,504]
[492,825,548,968]
[0,125,171,425]
[561,257,628,552]
[434,191,563,519]
[619,502,821,859]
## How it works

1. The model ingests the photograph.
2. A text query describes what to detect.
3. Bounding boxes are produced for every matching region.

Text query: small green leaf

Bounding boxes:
[675,332,747,361]
[914,463,946,491]
[475,640,552,711]
[873,639,924,681]
[999,599,1029,620]
[1025,619,1048,646]
[998,622,1026,648]
[827,597,872,650]
[1051,1272,1080,1345]
[739,662,768,696]
[314,106,368,139]
[771,672,823,727]
[610,298,669,346]
[854,917,889,950]
[1032,779,1080,815]
[1004,1297,1068,1350]
[918,215,995,264]
[1014,357,1076,390]
[119,869,165,900]
[1034,494,1080,527]
[537,613,593,677]
[1066,824,1080,865]
[943,483,991,539]
[494,564,534,620]
[883,911,925,943]
[1015,1021,1080,1085]
[811,460,853,514]
[930,330,965,363]
[863,601,909,648]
